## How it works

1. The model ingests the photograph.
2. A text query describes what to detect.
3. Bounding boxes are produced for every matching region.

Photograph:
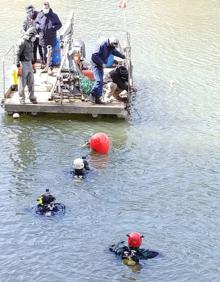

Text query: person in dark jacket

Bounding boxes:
[90,37,125,104]
[35,2,62,74]
[104,65,129,102]
[109,232,159,266]
[23,5,43,70]
[15,27,38,104]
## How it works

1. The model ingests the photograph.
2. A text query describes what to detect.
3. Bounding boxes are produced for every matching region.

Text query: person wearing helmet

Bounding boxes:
[109,232,159,265]
[90,37,125,104]
[23,5,43,72]
[71,157,90,178]
[37,188,57,214]
[104,65,129,102]
[15,27,38,104]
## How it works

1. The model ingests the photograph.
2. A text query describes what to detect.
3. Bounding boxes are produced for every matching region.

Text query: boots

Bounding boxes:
[88,94,106,104]
[95,96,106,105]
[47,67,53,75]
[30,96,38,104]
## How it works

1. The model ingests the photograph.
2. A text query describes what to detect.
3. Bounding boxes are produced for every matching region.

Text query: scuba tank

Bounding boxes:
[52,38,61,66]
[11,64,19,91]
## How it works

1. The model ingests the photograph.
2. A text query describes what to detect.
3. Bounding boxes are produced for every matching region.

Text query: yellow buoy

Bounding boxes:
[11,64,18,90]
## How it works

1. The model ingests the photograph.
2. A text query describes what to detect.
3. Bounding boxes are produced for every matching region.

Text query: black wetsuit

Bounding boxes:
[37,193,57,214]
[83,159,90,170]
[42,194,55,205]
[72,159,90,178]
[109,241,158,263]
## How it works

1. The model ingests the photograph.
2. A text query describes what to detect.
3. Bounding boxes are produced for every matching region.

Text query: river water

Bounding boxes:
[0,1,219,281]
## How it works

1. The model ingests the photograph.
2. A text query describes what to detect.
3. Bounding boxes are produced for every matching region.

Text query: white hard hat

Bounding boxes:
[73,158,84,170]
[109,37,119,46]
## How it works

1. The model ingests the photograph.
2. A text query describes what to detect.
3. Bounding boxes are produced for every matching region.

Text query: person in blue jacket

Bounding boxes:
[90,37,125,104]
[35,1,62,74]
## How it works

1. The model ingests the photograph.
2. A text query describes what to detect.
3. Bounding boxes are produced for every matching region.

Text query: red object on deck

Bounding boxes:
[89,132,110,154]
[82,69,95,80]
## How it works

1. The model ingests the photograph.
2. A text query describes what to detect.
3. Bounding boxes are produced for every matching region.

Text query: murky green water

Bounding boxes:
[0,1,219,281]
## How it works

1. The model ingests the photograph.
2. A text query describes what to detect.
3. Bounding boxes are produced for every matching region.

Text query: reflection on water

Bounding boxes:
[89,152,109,170]
[0,0,220,281]
[10,126,36,170]
[124,262,143,273]
[10,125,37,195]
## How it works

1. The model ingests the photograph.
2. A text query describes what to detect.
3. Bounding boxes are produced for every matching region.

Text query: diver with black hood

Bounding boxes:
[36,189,65,216]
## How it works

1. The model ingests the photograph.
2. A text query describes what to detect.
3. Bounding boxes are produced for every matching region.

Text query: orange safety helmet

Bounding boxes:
[127,232,144,248]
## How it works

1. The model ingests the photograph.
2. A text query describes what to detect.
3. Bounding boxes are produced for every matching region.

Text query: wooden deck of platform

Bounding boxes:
[2,64,128,118]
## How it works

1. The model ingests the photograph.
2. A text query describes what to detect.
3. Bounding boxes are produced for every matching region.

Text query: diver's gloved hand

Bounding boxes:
[109,244,116,252]
[131,87,137,92]
[109,241,125,252]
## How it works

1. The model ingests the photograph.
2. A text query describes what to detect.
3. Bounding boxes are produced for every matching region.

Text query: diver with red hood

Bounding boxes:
[109,232,159,265]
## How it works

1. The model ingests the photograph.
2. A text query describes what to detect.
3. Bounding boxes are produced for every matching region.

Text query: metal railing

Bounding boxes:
[2,45,16,97]
[50,12,75,104]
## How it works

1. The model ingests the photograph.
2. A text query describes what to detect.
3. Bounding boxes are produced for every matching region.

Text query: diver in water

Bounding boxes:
[36,189,58,215]
[71,157,90,179]
[109,232,159,265]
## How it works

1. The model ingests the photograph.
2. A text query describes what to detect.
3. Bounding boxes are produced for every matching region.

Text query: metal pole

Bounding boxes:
[121,4,133,94]
[12,45,15,64]
[2,56,6,97]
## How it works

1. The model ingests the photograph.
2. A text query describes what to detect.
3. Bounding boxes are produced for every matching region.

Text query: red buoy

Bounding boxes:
[89,132,110,154]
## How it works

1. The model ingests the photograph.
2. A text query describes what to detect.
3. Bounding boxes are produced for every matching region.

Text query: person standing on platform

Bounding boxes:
[23,5,43,72]
[15,27,38,104]
[35,1,62,75]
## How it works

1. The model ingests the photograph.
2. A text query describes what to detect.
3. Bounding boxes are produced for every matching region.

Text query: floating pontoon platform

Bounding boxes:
[2,65,128,118]
[1,12,132,119]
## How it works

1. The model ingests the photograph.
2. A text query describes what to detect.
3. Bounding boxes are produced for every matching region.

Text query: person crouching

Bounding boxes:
[104,65,129,102]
